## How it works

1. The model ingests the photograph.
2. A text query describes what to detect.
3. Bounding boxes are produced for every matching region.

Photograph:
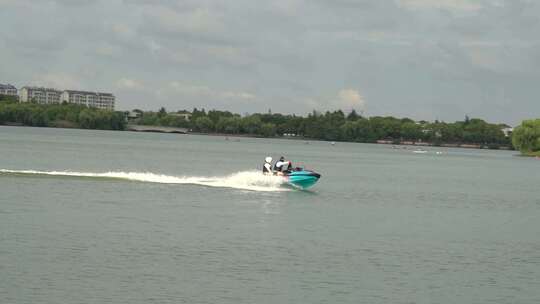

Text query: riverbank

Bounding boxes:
[522,151,540,157]
[126,124,188,134]
[375,139,513,150]
[189,131,515,150]
[2,102,514,148]
[1,123,515,151]
[0,102,125,130]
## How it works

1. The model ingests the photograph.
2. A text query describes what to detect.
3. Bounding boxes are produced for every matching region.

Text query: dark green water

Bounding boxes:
[1,126,539,303]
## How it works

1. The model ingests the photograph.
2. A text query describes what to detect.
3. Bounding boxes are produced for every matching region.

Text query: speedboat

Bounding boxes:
[283,168,321,189]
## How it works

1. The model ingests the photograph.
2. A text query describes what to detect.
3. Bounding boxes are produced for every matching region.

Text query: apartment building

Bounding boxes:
[19,87,62,104]
[0,84,17,96]
[60,90,115,110]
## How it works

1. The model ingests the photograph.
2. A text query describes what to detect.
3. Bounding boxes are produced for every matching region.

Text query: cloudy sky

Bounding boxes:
[1,0,539,124]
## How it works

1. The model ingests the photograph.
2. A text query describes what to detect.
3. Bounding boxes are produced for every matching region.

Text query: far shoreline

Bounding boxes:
[0,123,520,153]
[128,126,517,151]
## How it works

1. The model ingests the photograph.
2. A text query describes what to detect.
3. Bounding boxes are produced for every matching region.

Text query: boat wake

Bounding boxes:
[0,169,289,192]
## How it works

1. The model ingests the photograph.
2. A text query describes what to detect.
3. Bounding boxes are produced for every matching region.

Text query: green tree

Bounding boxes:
[303,111,323,138]
[0,102,124,130]
[216,116,241,134]
[260,123,277,137]
[158,107,167,118]
[168,115,190,128]
[78,109,96,129]
[195,116,214,132]
[400,122,422,140]
[240,115,262,134]
[191,108,207,121]
[0,95,18,103]
[341,121,358,141]
[347,109,361,121]
[140,112,159,125]
[512,119,540,155]
[208,110,234,124]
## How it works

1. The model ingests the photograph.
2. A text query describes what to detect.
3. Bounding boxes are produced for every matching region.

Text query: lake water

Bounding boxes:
[1,126,539,304]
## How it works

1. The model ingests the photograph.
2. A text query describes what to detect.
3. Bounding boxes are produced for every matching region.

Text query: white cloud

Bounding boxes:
[337,89,365,109]
[221,91,256,100]
[1,0,538,123]
[112,23,136,40]
[0,0,41,7]
[95,43,122,57]
[116,78,145,90]
[0,0,93,8]
[30,72,82,90]
[166,81,255,102]
[302,97,321,110]
[302,89,366,112]
[169,81,212,96]
[146,40,162,55]
[53,0,95,7]
[143,6,223,35]
[398,0,483,11]
[169,50,191,63]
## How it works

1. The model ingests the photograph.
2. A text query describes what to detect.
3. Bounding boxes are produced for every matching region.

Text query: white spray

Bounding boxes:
[0,169,289,192]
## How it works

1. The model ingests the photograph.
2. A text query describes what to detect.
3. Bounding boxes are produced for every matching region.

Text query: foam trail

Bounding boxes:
[0,169,289,192]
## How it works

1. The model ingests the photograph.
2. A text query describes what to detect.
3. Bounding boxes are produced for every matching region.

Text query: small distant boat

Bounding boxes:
[413,149,428,154]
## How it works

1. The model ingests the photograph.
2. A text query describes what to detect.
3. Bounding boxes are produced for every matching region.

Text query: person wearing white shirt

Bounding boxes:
[263,156,273,175]
[273,156,291,175]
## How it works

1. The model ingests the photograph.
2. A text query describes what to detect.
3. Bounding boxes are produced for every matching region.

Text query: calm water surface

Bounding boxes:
[1,126,539,304]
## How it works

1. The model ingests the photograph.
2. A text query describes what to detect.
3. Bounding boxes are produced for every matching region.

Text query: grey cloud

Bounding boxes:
[53,0,96,6]
[1,0,539,124]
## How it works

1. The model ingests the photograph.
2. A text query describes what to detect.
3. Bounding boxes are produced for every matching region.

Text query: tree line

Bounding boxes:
[512,119,540,156]
[133,107,512,147]
[0,98,125,130]
[0,98,518,149]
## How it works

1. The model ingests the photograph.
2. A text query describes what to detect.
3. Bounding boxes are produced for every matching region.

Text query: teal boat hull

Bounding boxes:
[285,170,321,189]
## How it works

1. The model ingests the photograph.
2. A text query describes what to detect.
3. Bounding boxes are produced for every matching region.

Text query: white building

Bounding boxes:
[502,127,513,137]
[126,110,142,120]
[20,87,62,104]
[171,112,192,121]
[60,90,115,110]
[0,84,17,96]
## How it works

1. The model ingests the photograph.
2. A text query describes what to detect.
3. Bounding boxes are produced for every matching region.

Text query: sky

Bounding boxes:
[1,0,539,125]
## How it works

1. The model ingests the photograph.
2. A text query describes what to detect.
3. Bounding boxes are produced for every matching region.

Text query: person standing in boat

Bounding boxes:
[263,156,273,175]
